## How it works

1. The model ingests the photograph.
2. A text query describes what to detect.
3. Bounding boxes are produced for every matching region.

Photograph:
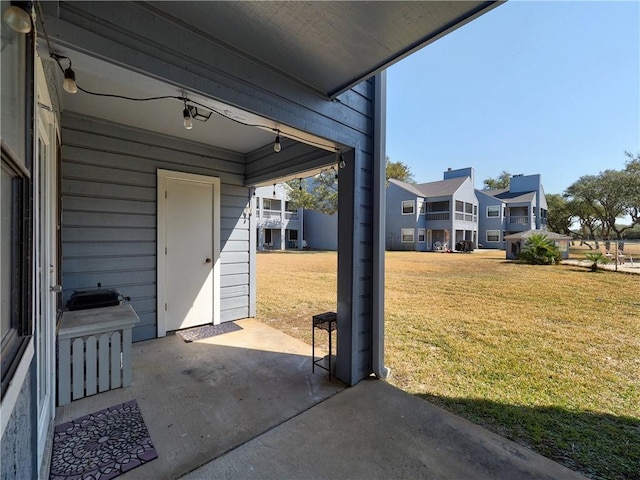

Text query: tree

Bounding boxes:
[386,156,414,184]
[286,179,317,210]
[517,233,561,265]
[286,172,338,215]
[565,170,631,240]
[482,171,511,190]
[545,193,573,235]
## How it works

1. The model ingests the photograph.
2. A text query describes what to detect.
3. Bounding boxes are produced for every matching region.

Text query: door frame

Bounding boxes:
[157,169,220,337]
[34,58,59,474]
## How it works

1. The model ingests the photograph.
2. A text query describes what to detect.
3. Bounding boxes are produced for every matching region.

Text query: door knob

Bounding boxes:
[205,258,212,264]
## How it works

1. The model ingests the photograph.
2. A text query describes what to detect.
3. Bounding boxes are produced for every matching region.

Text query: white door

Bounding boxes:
[34,60,57,472]
[157,170,220,335]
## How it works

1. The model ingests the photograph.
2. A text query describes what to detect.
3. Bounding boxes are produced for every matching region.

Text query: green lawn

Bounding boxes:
[257,250,640,480]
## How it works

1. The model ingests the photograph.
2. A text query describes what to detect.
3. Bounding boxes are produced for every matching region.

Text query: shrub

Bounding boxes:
[584,251,611,272]
[517,233,561,265]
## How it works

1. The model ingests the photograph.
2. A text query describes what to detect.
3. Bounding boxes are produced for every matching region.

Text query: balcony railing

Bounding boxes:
[260,209,299,222]
[507,216,530,225]
[426,212,450,221]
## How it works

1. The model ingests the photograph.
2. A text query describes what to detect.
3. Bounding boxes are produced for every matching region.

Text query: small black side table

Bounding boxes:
[312,312,337,381]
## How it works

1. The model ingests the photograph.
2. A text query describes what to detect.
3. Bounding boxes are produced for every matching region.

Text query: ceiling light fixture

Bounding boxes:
[2,1,32,33]
[338,151,346,169]
[273,131,282,153]
[183,100,193,130]
[62,65,78,94]
[187,105,212,123]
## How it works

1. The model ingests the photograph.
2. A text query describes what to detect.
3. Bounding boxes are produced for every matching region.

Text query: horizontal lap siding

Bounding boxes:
[354,150,374,380]
[47,2,379,383]
[61,113,249,341]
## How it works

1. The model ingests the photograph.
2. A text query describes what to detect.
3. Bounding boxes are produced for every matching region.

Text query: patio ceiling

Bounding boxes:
[48,1,501,156]
[147,1,501,98]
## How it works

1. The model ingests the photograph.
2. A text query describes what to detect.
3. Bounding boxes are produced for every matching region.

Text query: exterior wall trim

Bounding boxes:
[0,340,34,436]
[372,72,388,379]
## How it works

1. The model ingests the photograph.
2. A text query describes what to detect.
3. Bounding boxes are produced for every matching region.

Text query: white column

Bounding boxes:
[280,188,286,250]
[299,207,304,249]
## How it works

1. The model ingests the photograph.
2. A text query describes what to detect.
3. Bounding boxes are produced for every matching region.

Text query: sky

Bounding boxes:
[386,0,640,196]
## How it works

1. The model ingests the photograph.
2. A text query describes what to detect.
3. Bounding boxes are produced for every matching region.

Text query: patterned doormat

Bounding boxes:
[49,400,157,480]
[176,322,242,342]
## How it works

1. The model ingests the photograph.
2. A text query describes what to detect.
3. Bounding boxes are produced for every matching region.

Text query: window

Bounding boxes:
[401,228,414,243]
[426,201,449,212]
[487,205,500,218]
[465,203,473,214]
[1,20,33,399]
[455,200,464,212]
[1,148,32,398]
[418,200,425,215]
[264,229,272,244]
[486,230,500,242]
[263,199,271,210]
[418,229,426,243]
[402,200,415,215]
[289,229,298,240]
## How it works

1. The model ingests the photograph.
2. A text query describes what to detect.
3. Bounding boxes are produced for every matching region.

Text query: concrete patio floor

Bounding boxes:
[54,318,344,479]
[55,318,585,480]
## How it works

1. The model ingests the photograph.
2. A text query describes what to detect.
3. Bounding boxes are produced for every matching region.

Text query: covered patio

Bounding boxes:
[53,318,584,479]
[54,318,345,479]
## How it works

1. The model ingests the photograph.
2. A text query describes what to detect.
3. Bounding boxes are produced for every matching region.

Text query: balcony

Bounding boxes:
[507,216,530,225]
[426,212,450,221]
[259,209,300,224]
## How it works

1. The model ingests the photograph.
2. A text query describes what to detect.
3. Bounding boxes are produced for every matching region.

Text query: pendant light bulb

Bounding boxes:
[62,67,78,94]
[3,3,32,33]
[273,133,281,153]
[183,107,193,130]
[299,179,303,191]
[338,153,346,169]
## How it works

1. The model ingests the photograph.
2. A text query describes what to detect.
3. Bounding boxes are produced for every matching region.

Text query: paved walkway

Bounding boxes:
[183,378,585,480]
[562,258,640,274]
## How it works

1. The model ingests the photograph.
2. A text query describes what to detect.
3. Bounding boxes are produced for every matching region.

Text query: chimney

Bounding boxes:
[447,167,452,171]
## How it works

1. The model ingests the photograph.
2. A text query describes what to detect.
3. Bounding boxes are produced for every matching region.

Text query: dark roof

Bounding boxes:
[480,188,536,203]
[389,177,468,198]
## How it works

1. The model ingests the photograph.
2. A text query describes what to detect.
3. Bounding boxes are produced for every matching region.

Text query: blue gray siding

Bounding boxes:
[304,211,338,250]
[385,183,422,251]
[476,190,505,248]
[45,2,381,384]
[61,113,251,341]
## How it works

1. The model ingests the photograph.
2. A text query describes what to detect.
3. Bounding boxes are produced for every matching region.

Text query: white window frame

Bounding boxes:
[401,228,415,243]
[418,229,426,243]
[487,205,500,218]
[486,230,500,242]
[402,200,415,215]
[418,200,425,215]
